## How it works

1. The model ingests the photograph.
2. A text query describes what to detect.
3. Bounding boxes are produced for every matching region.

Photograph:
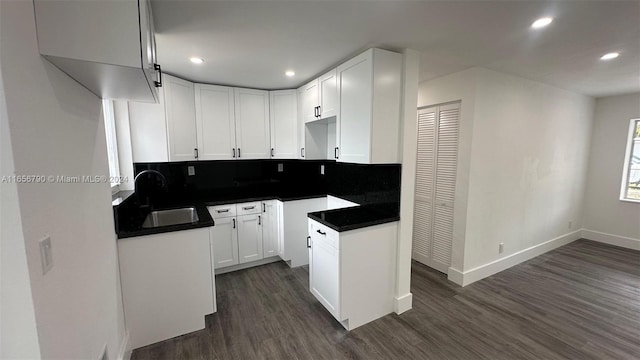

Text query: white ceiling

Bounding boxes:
[152,0,640,97]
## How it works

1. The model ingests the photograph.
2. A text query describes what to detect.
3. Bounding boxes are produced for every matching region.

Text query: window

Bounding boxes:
[621,118,640,202]
[102,99,120,192]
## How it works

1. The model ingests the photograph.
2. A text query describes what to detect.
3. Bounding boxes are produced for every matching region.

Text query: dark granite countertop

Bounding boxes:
[112,190,134,207]
[308,205,400,232]
[117,203,214,239]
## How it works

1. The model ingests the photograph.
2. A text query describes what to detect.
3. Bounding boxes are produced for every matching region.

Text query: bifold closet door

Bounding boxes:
[412,102,460,274]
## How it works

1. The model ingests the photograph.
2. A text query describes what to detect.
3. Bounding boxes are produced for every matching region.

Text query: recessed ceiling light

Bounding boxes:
[531,17,553,29]
[285,70,295,77]
[190,57,204,64]
[600,52,620,61]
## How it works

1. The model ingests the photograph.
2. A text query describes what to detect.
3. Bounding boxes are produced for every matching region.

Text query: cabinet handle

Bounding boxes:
[216,209,229,213]
[258,215,261,225]
[263,203,266,212]
[232,148,236,158]
[271,148,274,157]
[334,147,339,159]
[307,236,311,248]
[313,106,318,118]
[194,148,199,159]
[153,63,162,87]
[238,148,241,158]
[300,148,305,158]
[232,218,236,229]
[242,206,255,210]
[316,229,326,236]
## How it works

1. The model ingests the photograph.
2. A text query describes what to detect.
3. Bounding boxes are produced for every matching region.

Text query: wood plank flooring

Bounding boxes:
[131,239,640,359]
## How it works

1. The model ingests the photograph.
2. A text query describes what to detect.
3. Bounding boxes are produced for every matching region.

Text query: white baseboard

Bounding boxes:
[117,330,131,360]
[448,229,582,287]
[394,293,413,314]
[581,229,640,251]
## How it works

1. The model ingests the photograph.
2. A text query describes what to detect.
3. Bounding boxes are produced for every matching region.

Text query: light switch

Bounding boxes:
[188,166,195,176]
[39,235,53,275]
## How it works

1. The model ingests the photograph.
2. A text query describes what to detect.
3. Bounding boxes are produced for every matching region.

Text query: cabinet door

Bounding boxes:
[237,214,264,264]
[269,90,298,159]
[210,217,239,269]
[276,201,286,259]
[262,201,279,258]
[297,88,306,159]
[337,53,372,164]
[234,88,270,159]
[302,79,319,123]
[195,84,236,160]
[318,69,338,119]
[128,85,168,162]
[165,75,197,161]
[309,228,339,317]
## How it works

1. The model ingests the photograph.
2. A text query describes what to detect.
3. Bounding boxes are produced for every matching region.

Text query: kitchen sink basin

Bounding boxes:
[142,207,199,228]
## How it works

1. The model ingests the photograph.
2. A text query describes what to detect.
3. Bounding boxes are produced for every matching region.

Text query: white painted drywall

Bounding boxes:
[463,68,594,270]
[114,100,135,191]
[583,93,640,243]
[396,48,419,313]
[0,1,126,359]
[0,44,41,359]
[418,67,594,280]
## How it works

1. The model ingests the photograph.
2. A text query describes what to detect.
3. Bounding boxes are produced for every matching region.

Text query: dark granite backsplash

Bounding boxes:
[115,160,400,234]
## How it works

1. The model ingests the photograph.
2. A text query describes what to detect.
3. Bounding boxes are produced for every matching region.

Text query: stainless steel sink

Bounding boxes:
[142,207,199,228]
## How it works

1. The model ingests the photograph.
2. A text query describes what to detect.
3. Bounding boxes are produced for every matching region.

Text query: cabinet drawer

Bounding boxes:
[208,204,237,219]
[237,201,261,215]
[309,220,338,249]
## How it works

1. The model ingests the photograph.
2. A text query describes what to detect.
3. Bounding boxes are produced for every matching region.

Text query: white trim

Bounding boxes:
[620,119,639,201]
[393,293,413,314]
[214,256,281,275]
[117,330,131,360]
[447,230,582,287]
[581,229,640,251]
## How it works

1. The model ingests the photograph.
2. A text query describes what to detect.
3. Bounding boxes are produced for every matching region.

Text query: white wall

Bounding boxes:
[583,93,640,248]
[0,1,126,359]
[418,67,594,284]
[0,42,41,359]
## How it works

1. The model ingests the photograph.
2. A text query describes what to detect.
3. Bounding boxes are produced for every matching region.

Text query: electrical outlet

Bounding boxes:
[498,243,504,254]
[320,165,325,175]
[277,163,283,172]
[39,235,53,275]
[187,166,195,176]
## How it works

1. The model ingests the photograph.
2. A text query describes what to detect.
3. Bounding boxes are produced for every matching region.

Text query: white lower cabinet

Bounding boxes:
[262,200,279,258]
[209,217,239,269]
[308,219,398,331]
[118,228,215,350]
[237,213,264,264]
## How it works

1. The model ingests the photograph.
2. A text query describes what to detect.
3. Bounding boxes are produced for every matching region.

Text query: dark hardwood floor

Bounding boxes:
[131,239,640,359]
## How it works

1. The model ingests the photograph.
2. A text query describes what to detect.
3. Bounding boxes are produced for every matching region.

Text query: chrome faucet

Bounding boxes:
[134,170,168,208]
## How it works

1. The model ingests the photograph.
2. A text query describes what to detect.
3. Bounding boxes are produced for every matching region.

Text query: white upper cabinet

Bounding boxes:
[269,90,298,159]
[302,80,320,123]
[128,84,169,163]
[336,49,402,164]
[165,75,198,161]
[300,69,338,123]
[33,0,160,102]
[234,88,271,159]
[318,69,338,119]
[195,84,237,160]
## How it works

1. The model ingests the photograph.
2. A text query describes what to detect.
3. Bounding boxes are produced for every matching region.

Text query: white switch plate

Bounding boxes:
[187,166,195,176]
[39,235,53,275]
[498,242,504,254]
[277,163,283,172]
[320,165,325,175]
